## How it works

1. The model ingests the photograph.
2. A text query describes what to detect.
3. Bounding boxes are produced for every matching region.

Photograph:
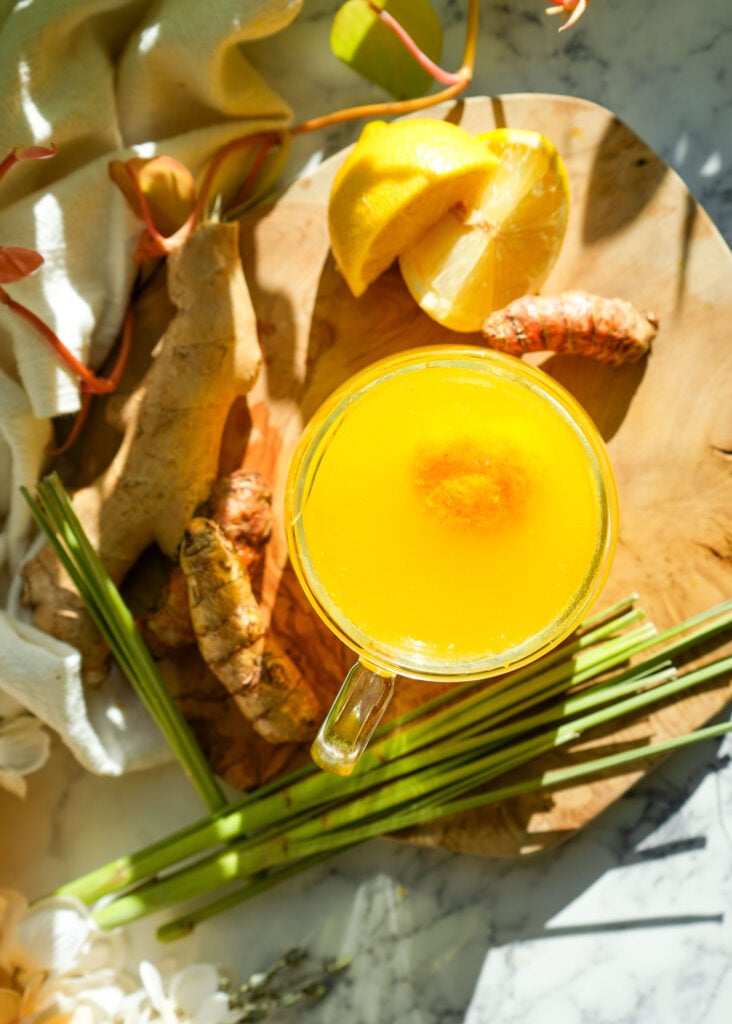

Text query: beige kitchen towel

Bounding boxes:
[0,0,302,775]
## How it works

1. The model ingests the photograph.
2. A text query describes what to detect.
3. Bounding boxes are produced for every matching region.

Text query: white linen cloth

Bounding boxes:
[0,0,301,775]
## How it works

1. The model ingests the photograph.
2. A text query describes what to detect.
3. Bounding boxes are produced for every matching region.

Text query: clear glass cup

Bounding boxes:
[285,345,618,775]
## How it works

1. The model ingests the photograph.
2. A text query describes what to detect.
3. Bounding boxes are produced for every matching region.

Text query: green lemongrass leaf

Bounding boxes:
[331,0,443,100]
[60,595,732,925]
[368,601,646,745]
[97,698,732,933]
[22,474,227,813]
[56,759,323,904]
[378,622,658,760]
[30,477,215,779]
[156,850,352,942]
[64,599,732,909]
[576,593,640,631]
[158,714,732,939]
[94,612,653,899]
[93,637,732,931]
[95,727,566,928]
[428,718,732,824]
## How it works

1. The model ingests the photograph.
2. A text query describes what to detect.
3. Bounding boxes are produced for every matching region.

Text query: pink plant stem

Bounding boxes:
[47,389,93,456]
[187,131,282,231]
[46,286,135,454]
[106,303,134,389]
[0,144,57,183]
[370,3,463,86]
[226,135,279,212]
[0,152,18,182]
[0,288,115,394]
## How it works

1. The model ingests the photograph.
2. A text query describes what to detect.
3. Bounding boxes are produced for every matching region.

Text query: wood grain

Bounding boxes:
[235,94,732,856]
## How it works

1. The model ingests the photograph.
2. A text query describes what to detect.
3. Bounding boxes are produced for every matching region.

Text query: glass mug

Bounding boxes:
[285,345,618,775]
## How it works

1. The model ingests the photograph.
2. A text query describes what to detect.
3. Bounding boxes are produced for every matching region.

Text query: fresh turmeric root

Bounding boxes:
[180,516,321,745]
[140,468,273,656]
[482,291,658,366]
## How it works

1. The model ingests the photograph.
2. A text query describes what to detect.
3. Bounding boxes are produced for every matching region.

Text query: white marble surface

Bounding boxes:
[2,1,732,1022]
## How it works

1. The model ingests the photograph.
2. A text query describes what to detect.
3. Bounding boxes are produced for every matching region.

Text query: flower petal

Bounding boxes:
[14,897,91,974]
[0,717,51,775]
[0,888,28,966]
[138,961,166,1013]
[0,768,26,799]
[169,964,220,1016]
[192,991,235,1024]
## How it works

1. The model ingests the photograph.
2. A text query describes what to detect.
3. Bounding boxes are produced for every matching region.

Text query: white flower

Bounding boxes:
[0,888,127,1024]
[0,713,50,798]
[118,961,238,1024]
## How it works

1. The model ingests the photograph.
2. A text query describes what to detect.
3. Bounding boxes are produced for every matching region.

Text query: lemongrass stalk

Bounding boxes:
[369,602,646,744]
[576,593,640,631]
[157,713,732,940]
[61,601,648,903]
[156,849,349,942]
[67,601,732,908]
[435,665,678,761]
[95,728,577,928]
[380,622,659,757]
[63,600,732,907]
[22,474,227,812]
[94,646,732,931]
[99,692,732,934]
[430,717,732,822]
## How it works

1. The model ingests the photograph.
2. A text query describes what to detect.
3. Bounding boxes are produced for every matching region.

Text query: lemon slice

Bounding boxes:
[398,128,570,332]
[328,118,499,297]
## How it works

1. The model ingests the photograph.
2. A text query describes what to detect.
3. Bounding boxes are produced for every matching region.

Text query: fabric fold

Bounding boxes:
[0,0,303,774]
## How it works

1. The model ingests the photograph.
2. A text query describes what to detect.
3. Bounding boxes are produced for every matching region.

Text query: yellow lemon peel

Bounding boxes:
[327,118,499,297]
[399,127,570,332]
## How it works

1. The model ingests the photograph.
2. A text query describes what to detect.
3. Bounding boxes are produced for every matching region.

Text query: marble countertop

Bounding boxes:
[2,1,731,1022]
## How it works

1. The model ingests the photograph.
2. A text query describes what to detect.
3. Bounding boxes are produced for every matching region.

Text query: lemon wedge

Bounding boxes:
[328,118,499,298]
[398,128,570,332]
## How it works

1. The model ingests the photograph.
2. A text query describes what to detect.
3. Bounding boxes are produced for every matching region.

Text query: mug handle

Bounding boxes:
[311,661,396,775]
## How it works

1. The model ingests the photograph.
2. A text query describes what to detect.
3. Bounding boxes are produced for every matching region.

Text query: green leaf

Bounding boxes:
[331,0,443,100]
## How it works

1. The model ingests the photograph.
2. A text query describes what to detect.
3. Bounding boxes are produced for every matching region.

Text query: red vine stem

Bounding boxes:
[226,135,280,212]
[291,0,478,136]
[46,390,92,456]
[47,304,135,455]
[0,288,115,395]
[372,4,463,85]
[175,130,283,244]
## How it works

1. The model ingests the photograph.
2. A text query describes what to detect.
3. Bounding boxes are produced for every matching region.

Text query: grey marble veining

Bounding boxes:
[2,1,731,1022]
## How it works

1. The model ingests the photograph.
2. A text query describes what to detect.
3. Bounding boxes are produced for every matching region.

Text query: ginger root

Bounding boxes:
[180,516,321,745]
[482,291,658,366]
[21,221,262,684]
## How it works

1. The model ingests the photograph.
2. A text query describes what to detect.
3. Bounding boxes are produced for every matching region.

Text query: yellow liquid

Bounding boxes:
[296,360,609,672]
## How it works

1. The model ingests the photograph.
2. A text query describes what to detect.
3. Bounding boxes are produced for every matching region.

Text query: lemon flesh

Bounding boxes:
[398,128,570,332]
[328,118,499,298]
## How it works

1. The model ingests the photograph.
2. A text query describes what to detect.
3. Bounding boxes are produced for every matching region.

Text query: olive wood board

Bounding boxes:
[235,93,732,857]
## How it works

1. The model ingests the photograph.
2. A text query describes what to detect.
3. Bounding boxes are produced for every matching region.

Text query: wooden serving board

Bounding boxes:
[235,94,732,856]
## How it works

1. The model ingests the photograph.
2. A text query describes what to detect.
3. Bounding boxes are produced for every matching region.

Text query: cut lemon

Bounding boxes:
[328,118,499,298]
[398,128,570,332]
